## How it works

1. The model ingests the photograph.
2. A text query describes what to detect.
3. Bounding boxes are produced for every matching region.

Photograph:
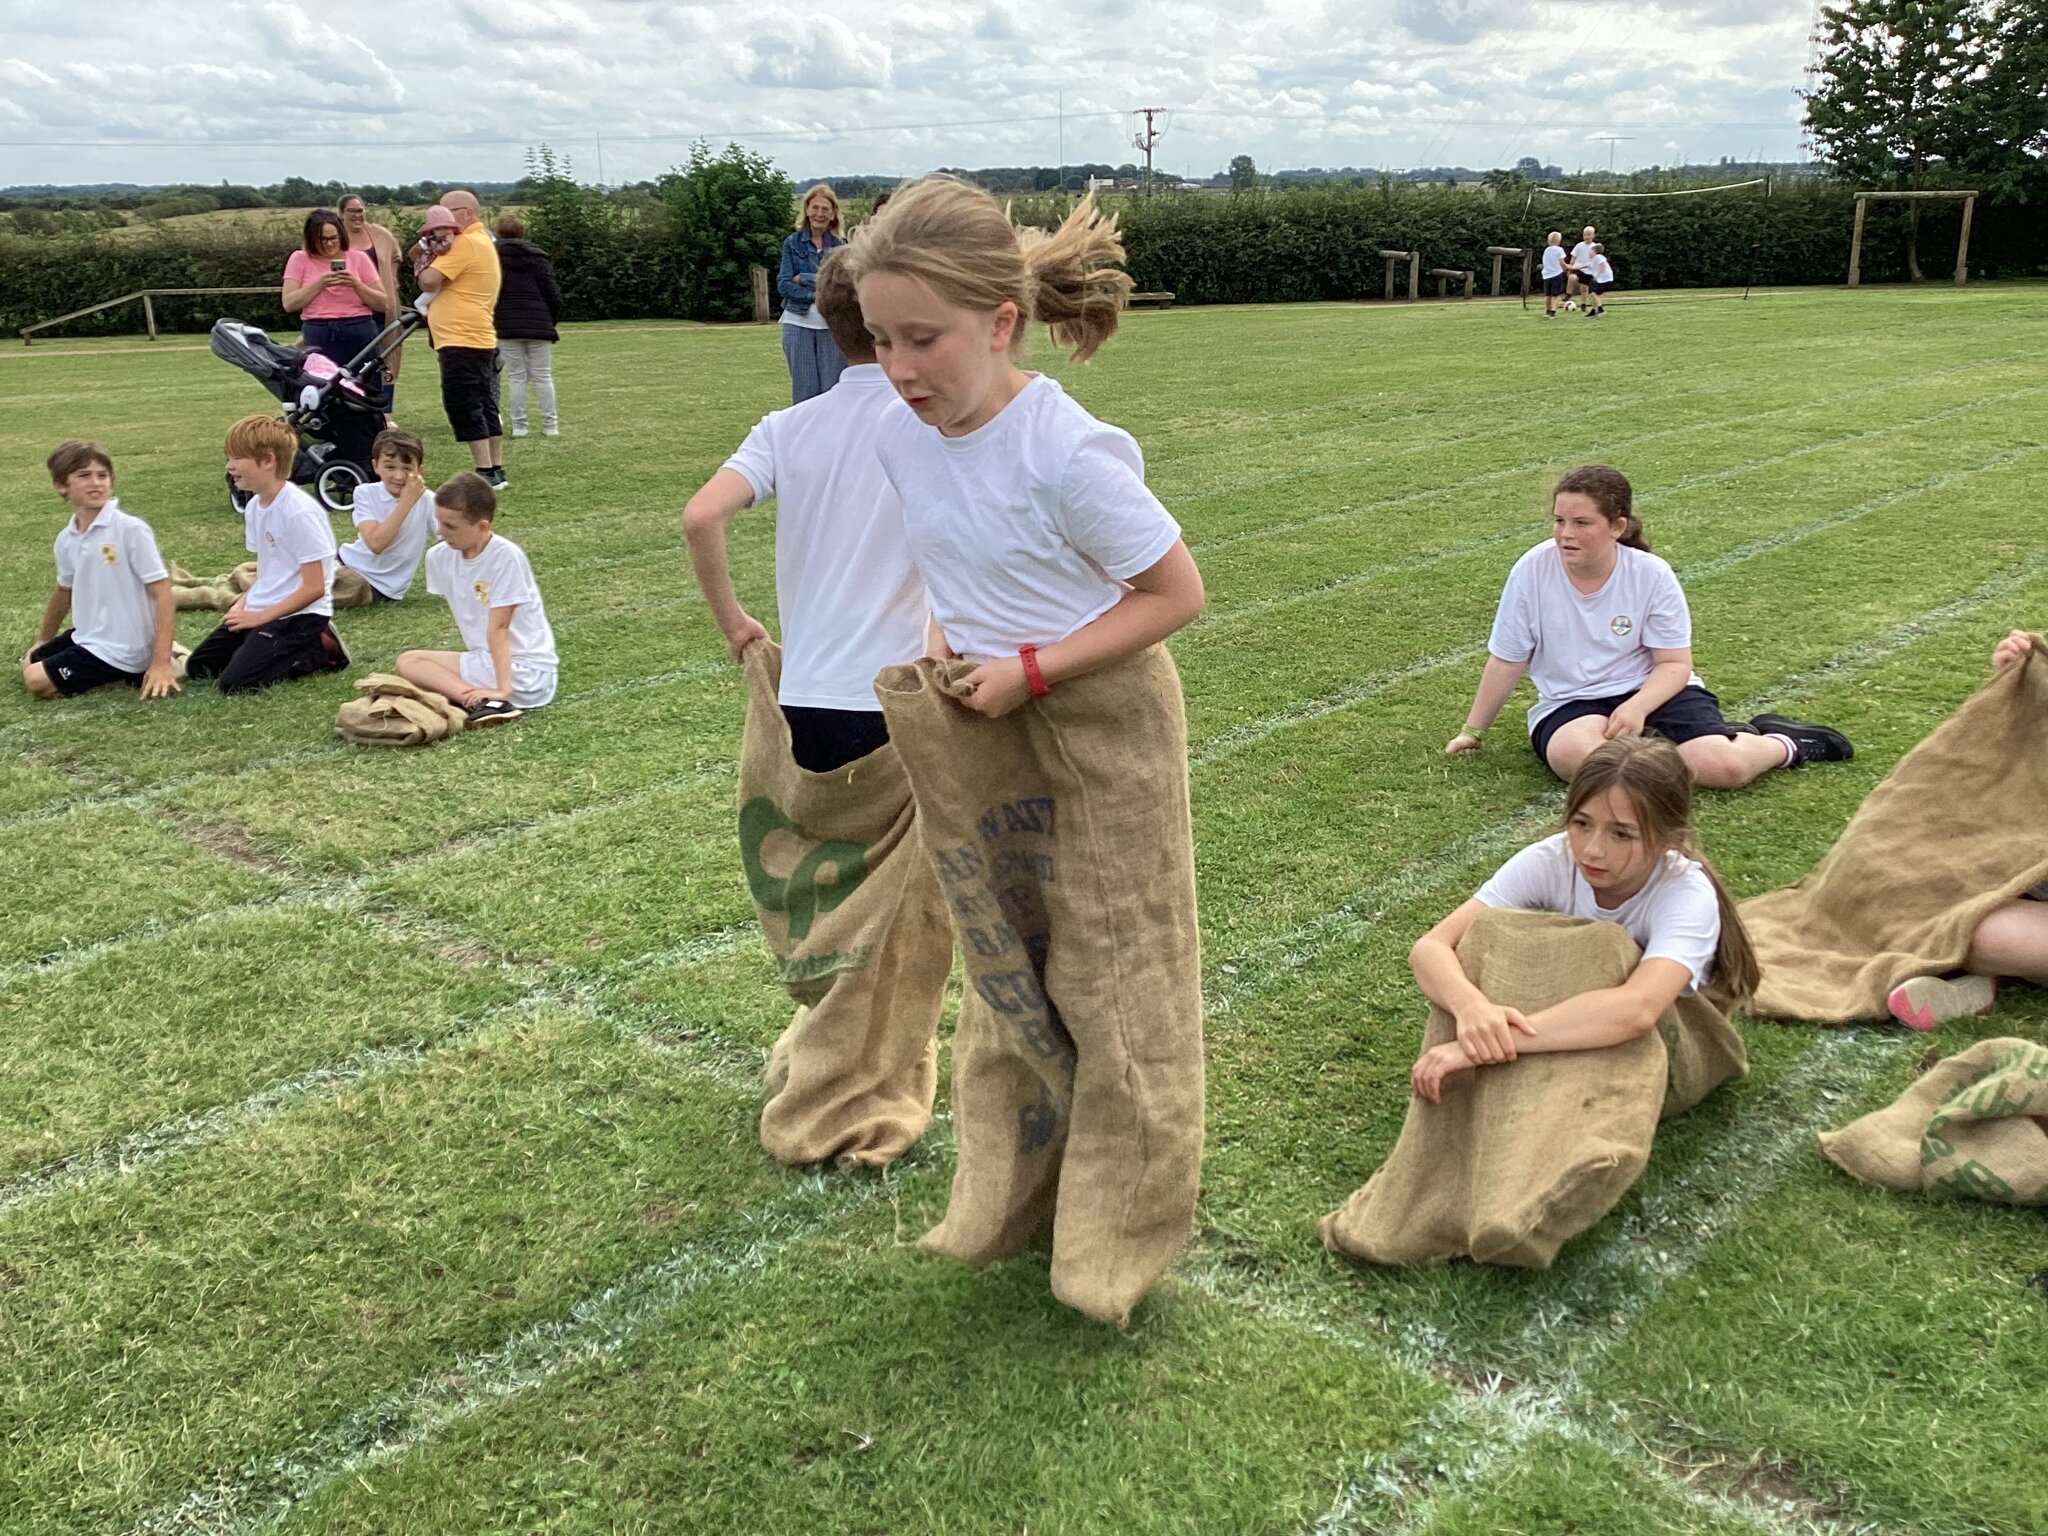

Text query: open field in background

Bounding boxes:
[3,286,2045,1535]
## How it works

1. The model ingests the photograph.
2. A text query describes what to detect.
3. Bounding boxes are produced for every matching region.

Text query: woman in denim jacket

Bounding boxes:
[778,185,849,403]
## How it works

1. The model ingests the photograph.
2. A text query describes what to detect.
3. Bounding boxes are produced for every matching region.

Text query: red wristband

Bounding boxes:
[1018,644,1051,697]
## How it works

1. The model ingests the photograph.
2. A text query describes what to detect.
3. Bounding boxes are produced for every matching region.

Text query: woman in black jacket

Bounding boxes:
[493,212,563,437]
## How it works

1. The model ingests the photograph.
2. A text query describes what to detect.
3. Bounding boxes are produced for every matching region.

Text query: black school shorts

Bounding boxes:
[1543,274,1566,296]
[28,631,140,695]
[1530,683,1740,769]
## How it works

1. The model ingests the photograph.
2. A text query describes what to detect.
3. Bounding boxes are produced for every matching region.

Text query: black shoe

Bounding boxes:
[485,467,508,489]
[1751,713,1853,766]
[318,626,350,672]
[466,697,523,728]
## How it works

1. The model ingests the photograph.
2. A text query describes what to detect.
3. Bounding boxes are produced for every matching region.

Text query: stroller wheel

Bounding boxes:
[227,472,253,514]
[315,462,365,513]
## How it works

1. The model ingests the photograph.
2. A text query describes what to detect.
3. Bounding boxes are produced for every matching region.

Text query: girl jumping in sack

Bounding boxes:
[1447,465,1853,786]
[1323,736,1754,1268]
[844,179,1207,1326]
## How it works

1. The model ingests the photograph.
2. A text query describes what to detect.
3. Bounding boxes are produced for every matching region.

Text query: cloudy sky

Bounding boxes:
[0,0,1817,189]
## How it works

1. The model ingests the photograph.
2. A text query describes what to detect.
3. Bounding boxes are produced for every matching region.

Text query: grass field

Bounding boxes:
[3,286,2046,1536]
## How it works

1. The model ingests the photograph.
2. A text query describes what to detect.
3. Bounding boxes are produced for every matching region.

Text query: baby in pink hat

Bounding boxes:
[407,206,459,310]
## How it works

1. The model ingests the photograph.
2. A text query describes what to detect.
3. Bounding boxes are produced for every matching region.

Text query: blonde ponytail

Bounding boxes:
[843,178,1131,361]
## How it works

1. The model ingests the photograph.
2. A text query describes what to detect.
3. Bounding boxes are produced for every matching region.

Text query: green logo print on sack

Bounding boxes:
[739,797,870,943]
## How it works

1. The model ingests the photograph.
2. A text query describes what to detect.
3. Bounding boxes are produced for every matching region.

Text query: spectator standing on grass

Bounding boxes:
[492,212,563,439]
[339,194,405,410]
[282,210,387,393]
[778,184,848,404]
[414,189,506,489]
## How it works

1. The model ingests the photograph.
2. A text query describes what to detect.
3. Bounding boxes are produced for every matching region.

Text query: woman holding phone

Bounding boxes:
[282,209,388,391]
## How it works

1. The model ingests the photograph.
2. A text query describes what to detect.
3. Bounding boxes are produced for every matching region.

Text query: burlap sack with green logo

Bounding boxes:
[334,673,467,747]
[874,644,1203,1327]
[1819,1037,2048,1205]
[739,641,951,1171]
[1320,908,1747,1270]
[1742,638,2048,1023]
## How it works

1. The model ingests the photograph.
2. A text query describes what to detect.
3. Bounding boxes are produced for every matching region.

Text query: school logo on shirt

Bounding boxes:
[1610,614,1634,638]
[472,579,490,605]
[100,543,119,567]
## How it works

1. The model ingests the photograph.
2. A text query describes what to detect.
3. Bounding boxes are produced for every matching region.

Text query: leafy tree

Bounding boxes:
[1963,0,2048,200]
[660,141,795,321]
[1801,0,1994,277]
[1229,154,1259,193]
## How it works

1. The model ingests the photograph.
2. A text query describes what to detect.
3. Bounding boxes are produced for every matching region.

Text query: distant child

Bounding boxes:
[334,428,436,605]
[185,415,349,693]
[398,473,557,726]
[1585,244,1616,317]
[1568,224,1598,303]
[845,179,1208,1326]
[23,441,180,701]
[683,248,950,1170]
[1540,231,1568,317]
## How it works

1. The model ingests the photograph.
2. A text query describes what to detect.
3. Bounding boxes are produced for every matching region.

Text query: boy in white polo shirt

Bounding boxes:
[682,249,949,1170]
[23,441,179,700]
[186,414,349,693]
[1539,232,1568,317]
[334,428,436,605]
[1585,243,1616,317]
[399,472,558,726]
[1568,225,1598,304]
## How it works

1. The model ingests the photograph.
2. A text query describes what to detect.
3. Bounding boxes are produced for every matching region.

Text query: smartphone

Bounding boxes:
[330,258,347,272]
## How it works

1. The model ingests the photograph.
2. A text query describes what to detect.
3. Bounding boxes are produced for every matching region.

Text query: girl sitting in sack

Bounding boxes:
[845,179,1207,1326]
[1323,736,1752,1269]
[1447,464,1853,787]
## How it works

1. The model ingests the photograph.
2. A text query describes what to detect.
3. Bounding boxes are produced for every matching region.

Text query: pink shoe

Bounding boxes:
[1886,974,1996,1031]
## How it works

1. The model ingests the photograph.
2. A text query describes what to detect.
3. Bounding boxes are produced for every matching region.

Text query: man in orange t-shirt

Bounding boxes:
[417,189,506,487]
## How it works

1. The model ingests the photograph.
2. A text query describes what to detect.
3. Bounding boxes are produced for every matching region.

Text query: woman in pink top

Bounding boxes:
[283,209,388,390]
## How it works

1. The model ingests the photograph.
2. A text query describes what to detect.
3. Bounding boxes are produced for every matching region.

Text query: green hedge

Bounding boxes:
[6,181,2042,339]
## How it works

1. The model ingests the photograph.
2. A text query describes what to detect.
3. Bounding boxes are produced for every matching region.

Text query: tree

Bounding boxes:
[1801,0,1994,278]
[1963,0,2048,200]
[661,141,795,322]
[1228,154,1258,193]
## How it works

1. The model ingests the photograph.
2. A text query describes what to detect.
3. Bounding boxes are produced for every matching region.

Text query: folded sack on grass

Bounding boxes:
[739,641,950,1171]
[1320,909,1748,1270]
[335,673,468,747]
[331,566,376,609]
[1742,638,2048,1024]
[169,559,257,613]
[874,645,1204,1327]
[1820,1037,2048,1205]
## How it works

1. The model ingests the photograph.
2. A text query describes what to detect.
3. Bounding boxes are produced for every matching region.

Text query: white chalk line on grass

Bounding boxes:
[1193,441,2048,770]
[1186,358,2048,555]
[120,1171,894,1536]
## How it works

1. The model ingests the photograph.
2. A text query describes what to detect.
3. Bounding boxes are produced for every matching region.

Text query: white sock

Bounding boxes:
[1765,732,1799,767]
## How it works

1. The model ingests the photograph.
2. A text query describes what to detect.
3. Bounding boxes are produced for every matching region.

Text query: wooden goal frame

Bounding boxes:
[1847,190,1979,288]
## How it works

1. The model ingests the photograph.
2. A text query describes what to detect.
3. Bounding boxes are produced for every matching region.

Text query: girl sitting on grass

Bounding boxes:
[1446,464,1853,787]
[1410,735,1757,1101]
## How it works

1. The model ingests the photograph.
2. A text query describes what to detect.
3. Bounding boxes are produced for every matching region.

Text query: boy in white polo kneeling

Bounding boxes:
[397,472,557,727]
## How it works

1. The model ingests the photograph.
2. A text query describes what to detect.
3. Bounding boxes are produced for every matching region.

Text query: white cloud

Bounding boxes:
[744,15,893,90]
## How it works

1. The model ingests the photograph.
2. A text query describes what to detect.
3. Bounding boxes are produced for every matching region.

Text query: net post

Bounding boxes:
[1955,195,1975,286]
[1847,195,1867,288]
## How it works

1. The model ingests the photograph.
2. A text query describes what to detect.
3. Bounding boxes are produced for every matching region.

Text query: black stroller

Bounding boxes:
[209,309,424,513]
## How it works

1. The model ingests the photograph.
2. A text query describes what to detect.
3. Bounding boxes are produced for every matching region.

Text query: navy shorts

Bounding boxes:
[28,631,141,695]
[1531,683,1739,770]
[1543,274,1565,296]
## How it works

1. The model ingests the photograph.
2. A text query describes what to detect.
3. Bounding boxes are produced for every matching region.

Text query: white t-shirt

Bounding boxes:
[1476,832,1722,993]
[1489,541,1699,732]
[874,373,1182,660]
[339,482,436,600]
[781,301,829,332]
[242,482,336,617]
[426,533,559,674]
[1570,240,1596,271]
[52,499,168,673]
[1540,245,1567,279]
[1590,255,1615,285]
[724,363,928,711]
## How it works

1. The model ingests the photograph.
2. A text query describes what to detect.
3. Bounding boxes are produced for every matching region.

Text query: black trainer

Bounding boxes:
[1751,713,1853,766]
[466,697,523,728]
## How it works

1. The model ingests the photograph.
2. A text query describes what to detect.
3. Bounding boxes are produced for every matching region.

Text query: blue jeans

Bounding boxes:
[781,323,846,404]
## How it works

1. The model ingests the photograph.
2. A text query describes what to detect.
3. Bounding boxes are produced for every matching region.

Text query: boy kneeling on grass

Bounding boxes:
[24,440,180,701]
[397,472,557,727]
[186,414,349,693]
